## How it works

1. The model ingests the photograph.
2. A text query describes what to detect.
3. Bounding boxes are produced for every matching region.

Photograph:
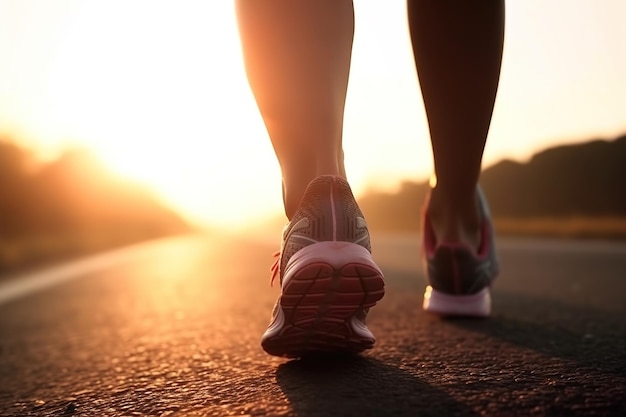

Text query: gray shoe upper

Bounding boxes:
[423,187,499,295]
[278,176,372,281]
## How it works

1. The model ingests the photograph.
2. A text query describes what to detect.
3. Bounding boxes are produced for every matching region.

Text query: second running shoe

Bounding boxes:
[421,187,499,317]
[261,176,385,358]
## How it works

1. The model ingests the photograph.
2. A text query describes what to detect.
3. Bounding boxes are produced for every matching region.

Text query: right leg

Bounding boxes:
[407,0,504,316]
[408,0,504,250]
[235,0,353,218]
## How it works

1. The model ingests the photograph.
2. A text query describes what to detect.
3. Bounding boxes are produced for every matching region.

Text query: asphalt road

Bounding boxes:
[0,232,625,417]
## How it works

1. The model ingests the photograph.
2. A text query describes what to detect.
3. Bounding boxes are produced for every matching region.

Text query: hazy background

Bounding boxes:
[1,0,625,231]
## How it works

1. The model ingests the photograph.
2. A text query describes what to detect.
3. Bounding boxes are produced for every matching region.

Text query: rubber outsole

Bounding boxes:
[262,244,385,358]
[422,285,491,317]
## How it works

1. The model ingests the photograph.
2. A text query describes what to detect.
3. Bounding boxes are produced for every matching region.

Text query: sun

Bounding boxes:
[41,1,283,228]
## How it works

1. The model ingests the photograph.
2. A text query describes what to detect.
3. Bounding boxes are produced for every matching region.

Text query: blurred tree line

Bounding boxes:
[360,134,626,233]
[0,137,190,275]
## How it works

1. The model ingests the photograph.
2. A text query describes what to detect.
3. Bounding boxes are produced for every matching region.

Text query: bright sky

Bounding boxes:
[1,1,625,229]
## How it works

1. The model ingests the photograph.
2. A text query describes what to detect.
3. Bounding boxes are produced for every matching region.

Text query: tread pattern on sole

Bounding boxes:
[262,262,384,358]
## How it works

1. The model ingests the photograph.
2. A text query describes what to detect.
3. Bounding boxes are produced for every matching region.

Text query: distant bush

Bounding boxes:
[358,133,626,237]
[0,137,191,275]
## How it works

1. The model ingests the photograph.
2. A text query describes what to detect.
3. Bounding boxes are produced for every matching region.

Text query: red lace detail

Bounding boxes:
[270,251,280,286]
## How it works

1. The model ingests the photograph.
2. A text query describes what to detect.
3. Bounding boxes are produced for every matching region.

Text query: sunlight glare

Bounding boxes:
[43,1,283,228]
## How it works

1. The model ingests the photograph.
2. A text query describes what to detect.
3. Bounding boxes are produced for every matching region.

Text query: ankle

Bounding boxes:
[426,187,481,249]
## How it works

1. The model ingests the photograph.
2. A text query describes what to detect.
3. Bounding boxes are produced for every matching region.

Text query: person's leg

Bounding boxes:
[236,0,384,357]
[407,0,505,249]
[235,0,354,218]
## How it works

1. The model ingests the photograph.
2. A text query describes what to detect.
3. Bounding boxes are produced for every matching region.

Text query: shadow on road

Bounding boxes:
[276,355,478,417]
[446,291,626,376]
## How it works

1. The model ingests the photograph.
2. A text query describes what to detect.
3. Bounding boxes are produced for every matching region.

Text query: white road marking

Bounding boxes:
[0,236,189,306]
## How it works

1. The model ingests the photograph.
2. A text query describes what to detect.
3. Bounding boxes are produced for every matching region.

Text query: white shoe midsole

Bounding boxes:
[282,241,381,289]
[423,286,491,317]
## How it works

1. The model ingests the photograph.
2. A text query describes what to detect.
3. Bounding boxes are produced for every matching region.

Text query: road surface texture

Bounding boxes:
[0,232,625,416]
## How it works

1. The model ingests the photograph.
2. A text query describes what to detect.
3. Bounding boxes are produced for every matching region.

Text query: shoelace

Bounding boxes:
[270,251,280,286]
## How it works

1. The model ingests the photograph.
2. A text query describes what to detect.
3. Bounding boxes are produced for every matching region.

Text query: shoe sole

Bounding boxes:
[422,285,491,317]
[262,242,385,358]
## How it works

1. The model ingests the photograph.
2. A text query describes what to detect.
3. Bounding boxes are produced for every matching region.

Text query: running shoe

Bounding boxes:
[421,187,499,317]
[261,175,385,358]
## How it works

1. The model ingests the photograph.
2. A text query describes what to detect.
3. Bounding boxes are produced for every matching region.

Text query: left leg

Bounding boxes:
[236,0,385,357]
[235,0,354,218]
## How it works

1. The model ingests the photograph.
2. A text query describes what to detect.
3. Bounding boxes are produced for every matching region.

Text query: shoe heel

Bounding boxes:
[263,242,385,357]
[423,286,491,317]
